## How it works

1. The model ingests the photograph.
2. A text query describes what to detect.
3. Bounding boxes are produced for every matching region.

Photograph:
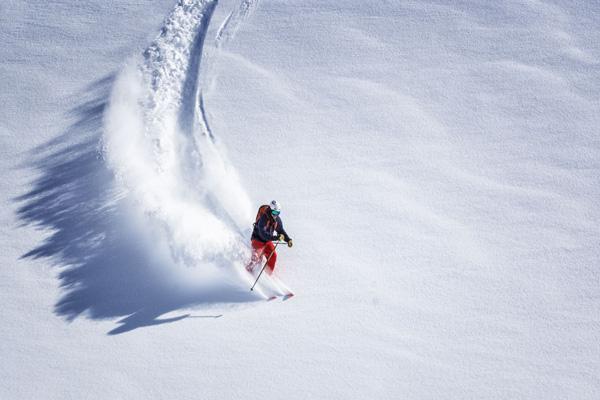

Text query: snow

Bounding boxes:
[2,0,600,399]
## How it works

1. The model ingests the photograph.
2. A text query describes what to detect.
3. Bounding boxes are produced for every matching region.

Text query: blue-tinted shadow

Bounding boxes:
[14,75,253,335]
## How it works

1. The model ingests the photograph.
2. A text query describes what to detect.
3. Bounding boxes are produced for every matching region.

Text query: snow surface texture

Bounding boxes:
[2,0,600,399]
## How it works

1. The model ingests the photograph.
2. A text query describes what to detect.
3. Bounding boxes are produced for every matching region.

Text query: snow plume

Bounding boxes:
[104,0,253,284]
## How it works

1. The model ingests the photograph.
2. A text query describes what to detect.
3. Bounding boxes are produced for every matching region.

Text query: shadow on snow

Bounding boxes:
[14,75,252,335]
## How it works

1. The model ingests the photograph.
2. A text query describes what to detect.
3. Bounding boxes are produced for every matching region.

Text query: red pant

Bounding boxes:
[250,240,277,274]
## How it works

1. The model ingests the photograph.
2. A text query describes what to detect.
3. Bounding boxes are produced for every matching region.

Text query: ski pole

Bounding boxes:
[250,241,280,291]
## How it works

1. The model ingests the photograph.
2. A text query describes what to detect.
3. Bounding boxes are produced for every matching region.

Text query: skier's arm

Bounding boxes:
[276,217,292,242]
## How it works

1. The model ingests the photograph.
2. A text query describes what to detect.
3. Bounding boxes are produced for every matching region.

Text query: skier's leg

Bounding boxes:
[246,240,265,272]
[252,240,267,259]
[263,241,277,275]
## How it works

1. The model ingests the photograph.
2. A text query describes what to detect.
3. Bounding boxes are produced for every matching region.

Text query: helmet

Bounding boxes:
[269,200,281,215]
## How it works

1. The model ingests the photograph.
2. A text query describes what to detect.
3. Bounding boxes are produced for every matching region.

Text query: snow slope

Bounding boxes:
[2,0,600,399]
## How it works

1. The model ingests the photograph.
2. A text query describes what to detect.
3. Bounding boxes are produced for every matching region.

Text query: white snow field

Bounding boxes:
[2,0,599,398]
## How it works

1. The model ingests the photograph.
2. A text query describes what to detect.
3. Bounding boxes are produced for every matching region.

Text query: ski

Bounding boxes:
[266,293,294,302]
[282,293,295,301]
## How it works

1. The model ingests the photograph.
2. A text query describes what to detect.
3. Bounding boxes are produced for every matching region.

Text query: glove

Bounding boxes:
[278,234,285,242]
[287,239,293,248]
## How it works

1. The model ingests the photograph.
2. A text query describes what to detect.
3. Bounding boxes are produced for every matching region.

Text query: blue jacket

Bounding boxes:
[251,212,291,243]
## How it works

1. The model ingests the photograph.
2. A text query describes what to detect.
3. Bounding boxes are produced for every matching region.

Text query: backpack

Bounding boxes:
[254,205,278,230]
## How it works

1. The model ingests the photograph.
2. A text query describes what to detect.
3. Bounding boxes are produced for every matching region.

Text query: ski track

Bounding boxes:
[214,0,259,50]
[14,0,272,332]
[198,0,260,136]
[104,0,266,296]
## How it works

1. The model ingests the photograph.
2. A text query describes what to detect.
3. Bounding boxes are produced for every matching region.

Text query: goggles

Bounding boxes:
[271,209,281,216]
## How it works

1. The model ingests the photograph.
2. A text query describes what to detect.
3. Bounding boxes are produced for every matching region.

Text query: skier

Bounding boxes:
[246,200,293,275]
